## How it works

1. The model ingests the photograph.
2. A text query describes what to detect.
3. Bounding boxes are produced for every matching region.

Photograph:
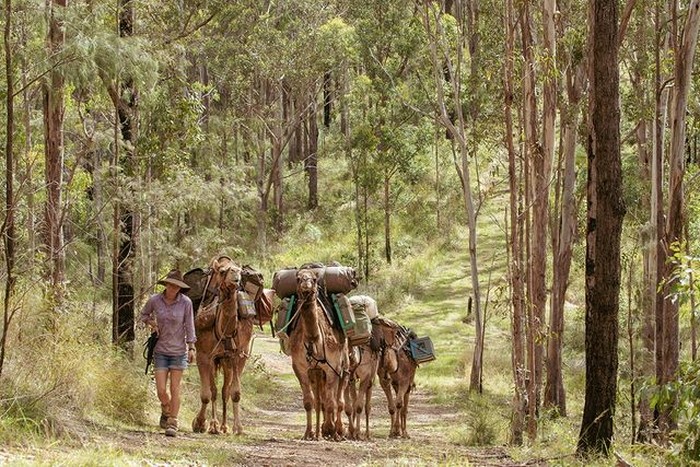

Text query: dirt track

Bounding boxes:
[114,336,524,466]
[2,335,525,466]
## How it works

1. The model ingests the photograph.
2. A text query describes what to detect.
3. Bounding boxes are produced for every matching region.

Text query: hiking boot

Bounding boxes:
[164,417,178,437]
[159,404,170,429]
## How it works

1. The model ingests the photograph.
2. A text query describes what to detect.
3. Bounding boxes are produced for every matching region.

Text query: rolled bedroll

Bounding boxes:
[272,265,358,298]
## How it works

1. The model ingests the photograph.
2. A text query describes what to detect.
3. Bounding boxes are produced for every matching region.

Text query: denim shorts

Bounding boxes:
[154,352,188,371]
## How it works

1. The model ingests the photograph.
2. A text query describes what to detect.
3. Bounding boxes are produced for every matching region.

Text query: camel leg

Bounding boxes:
[294,363,317,440]
[362,378,374,440]
[400,387,411,438]
[321,373,340,440]
[231,353,248,435]
[379,373,398,438]
[219,360,233,435]
[207,366,220,434]
[310,368,328,440]
[345,379,360,439]
[344,378,356,440]
[393,379,412,439]
[334,371,347,441]
[390,380,402,437]
[193,359,213,433]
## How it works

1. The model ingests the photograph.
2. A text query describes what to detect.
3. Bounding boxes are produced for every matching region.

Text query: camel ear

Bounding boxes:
[211,259,220,271]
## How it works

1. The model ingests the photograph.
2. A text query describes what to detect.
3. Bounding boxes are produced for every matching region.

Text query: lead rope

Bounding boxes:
[210,267,241,359]
[304,295,344,379]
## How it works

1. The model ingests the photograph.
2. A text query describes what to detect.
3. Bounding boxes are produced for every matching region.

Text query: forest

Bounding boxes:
[1,0,700,465]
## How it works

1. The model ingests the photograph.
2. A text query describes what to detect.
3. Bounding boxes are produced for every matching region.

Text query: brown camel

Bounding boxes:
[191,256,255,435]
[344,340,380,440]
[374,318,418,438]
[288,268,349,440]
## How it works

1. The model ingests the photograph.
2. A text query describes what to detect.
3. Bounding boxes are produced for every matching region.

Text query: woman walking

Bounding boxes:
[141,269,197,437]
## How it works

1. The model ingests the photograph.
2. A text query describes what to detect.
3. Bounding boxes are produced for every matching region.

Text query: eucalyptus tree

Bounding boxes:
[617,0,657,441]
[503,0,526,444]
[1,0,15,378]
[342,0,431,267]
[221,0,334,252]
[544,0,587,418]
[135,0,234,267]
[578,0,625,455]
[416,1,485,392]
[656,0,700,437]
[43,0,67,300]
[68,0,158,349]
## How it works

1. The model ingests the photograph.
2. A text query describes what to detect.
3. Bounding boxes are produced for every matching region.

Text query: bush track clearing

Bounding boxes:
[1,334,524,466]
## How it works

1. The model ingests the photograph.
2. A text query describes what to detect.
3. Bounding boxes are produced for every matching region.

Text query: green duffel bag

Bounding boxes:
[347,305,371,346]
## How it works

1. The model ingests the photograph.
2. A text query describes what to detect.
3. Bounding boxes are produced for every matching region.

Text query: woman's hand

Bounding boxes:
[187,347,196,363]
[146,319,158,335]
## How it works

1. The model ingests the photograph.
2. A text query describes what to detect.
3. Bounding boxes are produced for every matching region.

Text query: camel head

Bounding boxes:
[211,255,242,295]
[295,269,318,298]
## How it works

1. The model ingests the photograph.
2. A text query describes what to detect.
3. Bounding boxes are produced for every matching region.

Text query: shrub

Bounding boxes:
[0,310,150,445]
[654,358,700,462]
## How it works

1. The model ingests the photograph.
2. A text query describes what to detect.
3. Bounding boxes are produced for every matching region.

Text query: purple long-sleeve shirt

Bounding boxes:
[140,292,196,356]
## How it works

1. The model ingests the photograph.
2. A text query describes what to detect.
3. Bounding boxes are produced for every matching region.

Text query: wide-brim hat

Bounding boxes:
[158,269,190,290]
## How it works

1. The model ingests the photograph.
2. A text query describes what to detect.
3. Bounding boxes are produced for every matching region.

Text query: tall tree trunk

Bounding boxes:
[435,127,441,231]
[306,95,319,210]
[1,0,16,378]
[629,5,656,439]
[323,71,332,128]
[531,0,556,421]
[545,60,585,416]
[650,0,671,438]
[421,0,484,395]
[384,168,392,264]
[659,0,700,436]
[577,0,624,455]
[257,140,269,254]
[112,0,138,351]
[504,0,526,444]
[272,85,286,232]
[432,1,484,393]
[20,16,34,259]
[272,134,284,231]
[94,149,106,285]
[519,0,539,440]
[43,0,67,300]
[254,77,268,253]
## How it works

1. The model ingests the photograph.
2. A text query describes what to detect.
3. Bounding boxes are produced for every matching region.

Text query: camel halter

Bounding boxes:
[211,265,243,357]
[295,291,345,379]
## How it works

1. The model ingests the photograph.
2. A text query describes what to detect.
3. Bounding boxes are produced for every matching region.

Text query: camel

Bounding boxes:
[344,338,380,440]
[374,318,418,438]
[288,268,349,441]
[191,256,255,435]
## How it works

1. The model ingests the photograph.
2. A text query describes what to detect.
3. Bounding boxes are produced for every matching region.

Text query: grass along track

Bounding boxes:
[1,333,523,466]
